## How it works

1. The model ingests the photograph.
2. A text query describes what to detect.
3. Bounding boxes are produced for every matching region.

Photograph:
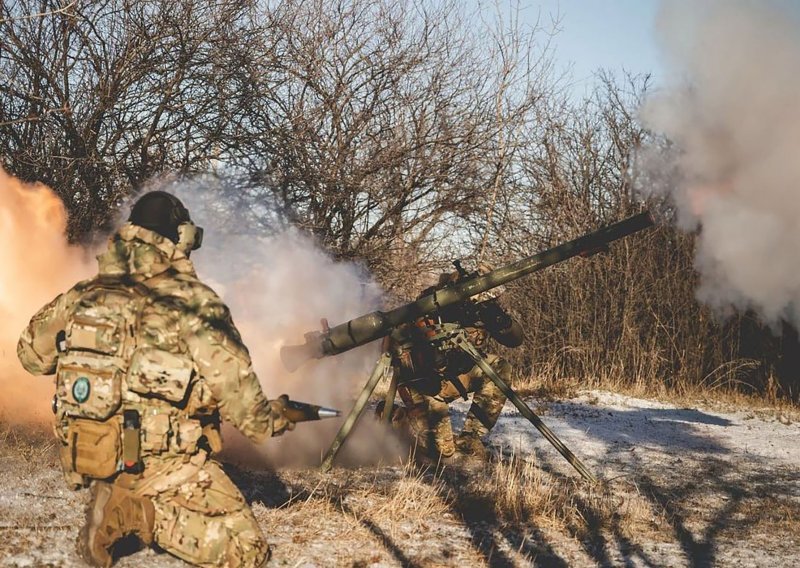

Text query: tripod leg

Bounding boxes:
[321,352,392,472]
[454,336,597,484]
[382,370,398,424]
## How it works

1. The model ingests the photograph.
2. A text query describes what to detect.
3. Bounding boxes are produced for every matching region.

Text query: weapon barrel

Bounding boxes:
[281,211,654,371]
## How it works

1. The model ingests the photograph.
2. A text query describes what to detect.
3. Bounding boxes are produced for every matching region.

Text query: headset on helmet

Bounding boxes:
[128,191,204,253]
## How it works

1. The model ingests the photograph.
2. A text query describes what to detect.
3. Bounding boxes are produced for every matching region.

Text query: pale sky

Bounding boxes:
[487,0,665,93]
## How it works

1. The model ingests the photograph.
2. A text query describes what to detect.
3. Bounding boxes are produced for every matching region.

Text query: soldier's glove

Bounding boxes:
[267,394,296,437]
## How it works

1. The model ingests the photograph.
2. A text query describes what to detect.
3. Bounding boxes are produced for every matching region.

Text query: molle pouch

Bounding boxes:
[127,347,195,403]
[140,412,172,454]
[173,419,203,453]
[65,417,122,479]
[56,353,123,420]
[65,290,136,356]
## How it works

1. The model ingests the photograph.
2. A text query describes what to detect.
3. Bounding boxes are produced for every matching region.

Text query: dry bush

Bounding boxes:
[475,73,800,403]
[3,1,799,403]
[0,0,262,238]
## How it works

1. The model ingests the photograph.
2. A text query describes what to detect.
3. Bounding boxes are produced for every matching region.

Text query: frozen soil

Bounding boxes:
[1,390,798,567]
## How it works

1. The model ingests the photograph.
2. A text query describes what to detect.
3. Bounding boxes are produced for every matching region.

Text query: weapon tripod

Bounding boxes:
[320,324,597,484]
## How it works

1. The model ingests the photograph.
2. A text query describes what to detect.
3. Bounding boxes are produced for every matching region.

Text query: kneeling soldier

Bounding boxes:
[18,192,293,567]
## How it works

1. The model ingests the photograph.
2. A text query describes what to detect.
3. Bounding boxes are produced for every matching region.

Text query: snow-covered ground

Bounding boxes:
[1,390,798,567]
[469,391,799,477]
[457,391,800,567]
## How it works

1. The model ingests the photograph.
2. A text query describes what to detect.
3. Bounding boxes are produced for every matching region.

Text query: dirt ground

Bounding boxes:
[1,390,798,567]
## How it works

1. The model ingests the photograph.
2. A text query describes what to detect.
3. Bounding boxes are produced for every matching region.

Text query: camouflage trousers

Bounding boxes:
[404,353,511,459]
[79,452,269,567]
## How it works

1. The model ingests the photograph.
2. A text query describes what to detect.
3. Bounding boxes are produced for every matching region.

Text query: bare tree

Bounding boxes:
[0,0,260,238]
[203,0,555,295]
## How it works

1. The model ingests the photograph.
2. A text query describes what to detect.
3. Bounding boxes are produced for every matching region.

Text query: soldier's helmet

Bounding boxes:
[128,191,203,252]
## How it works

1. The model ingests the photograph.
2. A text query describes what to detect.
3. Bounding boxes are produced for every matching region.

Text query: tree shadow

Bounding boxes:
[226,462,423,568]
[326,493,424,568]
[480,395,799,568]
[221,393,799,568]
[417,463,572,568]
[485,402,734,460]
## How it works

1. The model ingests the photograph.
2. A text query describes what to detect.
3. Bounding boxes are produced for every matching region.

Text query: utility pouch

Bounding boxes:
[64,417,121,479]
[67,313,123,355]
[127,347,195,402]
[122,410,142,472]
[173,419,203,453]
[56,353,123,420]
[140,412,172,454]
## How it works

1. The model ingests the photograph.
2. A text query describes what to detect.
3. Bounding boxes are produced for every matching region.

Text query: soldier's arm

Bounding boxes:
[181,291,285,444]
[17,292,72,375]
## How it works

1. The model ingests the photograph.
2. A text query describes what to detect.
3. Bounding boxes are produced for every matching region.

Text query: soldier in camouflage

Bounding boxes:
[393,268,524,462]
[17,192,291,567]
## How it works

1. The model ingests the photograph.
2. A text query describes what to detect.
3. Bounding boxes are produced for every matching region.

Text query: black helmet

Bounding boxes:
[128,191,192,244]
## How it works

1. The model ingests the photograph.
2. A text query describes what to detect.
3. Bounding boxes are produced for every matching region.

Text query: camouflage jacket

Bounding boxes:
[17,223,274,446]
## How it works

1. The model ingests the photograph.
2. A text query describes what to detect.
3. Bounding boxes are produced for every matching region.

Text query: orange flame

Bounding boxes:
[0,167,94,423]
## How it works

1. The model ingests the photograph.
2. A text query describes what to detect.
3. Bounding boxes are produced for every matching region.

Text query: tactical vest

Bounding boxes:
[53,276,205,488]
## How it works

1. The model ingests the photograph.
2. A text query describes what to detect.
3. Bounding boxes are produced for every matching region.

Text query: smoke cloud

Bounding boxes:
[0,167,94,422]
[155,177,402,467]
[1,169,400,466]
[640,0,800,324]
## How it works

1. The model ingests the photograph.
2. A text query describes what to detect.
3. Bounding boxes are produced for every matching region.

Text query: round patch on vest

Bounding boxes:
[72,377,91,403]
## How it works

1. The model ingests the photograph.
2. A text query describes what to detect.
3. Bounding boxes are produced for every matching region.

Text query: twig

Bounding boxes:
[0,1,77,25]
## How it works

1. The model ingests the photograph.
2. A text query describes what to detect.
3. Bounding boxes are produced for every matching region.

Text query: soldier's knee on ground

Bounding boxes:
[151,459,269,567]
[153,501,269,567]
[218,510,271,568]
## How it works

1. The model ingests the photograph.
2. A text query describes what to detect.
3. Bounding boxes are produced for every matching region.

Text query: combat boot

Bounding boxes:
[455,432,490,462]
[77,481,155,567]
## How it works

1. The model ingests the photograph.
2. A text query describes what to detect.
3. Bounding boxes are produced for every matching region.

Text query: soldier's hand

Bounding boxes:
[267,394,296,437]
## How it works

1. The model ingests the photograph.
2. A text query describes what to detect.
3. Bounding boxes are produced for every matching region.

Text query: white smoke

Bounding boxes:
[163,177,403,467]
[640,0,800,324]
[1,166,400,464]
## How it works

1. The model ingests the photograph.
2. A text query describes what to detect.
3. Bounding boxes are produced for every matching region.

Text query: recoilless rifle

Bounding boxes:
[281,211,655,482]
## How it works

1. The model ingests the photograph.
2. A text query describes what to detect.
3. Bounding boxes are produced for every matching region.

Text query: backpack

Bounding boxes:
[54,277,150,484]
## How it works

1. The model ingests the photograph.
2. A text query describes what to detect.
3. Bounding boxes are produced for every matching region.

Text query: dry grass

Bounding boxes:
[466,451,667,541]
[0,419,56,466]
[2,401,798,566]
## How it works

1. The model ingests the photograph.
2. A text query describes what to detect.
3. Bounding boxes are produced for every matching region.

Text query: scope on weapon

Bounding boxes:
[281,211,655,372]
